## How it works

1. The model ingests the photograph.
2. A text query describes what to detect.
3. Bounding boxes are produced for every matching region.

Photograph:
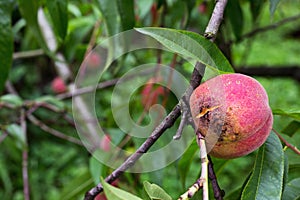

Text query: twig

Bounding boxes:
[208,156,224,200]
[235,66,300,82]
[84,105,182,199]
[179,133,209,200]
[178,178,203,200]
[174,62,205,140]
[27,114,83,146]
[232,14,300,44]
[85,20,101,56]
[25,101,63,115]
[57,67,155,99]
[204,0,228,41]
[198,133,209,200]
[84,55,205,200]
[13,49,44,60]
[21,109,30,200]
[273,128,300,156]
[176,0,228,138]
[84,0,228,199]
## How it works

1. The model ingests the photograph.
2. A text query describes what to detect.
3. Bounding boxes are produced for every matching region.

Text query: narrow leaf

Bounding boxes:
[117,0,135,31]
[250,0,265,22]
[281,120,300,137]
[282,154,289,192]
[282,178,300,200]
[0,94,23,107]
[89,157,103,184]
[0,0,14,93]
[178,138,198,188]
[7,124,26,150]
[17,0,47,50]
[101,178,143,200]
[269,0,281,16]
[272,108,300,121]
[241,131,284,200]
[60,170,94,200]
[46,0,68,40]
[94,0,120,36]
[136,27,234,73]
[288,164,300,182]
[143,181,172,200]
[226,0,244,40]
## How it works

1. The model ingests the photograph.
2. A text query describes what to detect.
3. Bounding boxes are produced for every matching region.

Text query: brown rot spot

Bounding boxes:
[196,105,221,119]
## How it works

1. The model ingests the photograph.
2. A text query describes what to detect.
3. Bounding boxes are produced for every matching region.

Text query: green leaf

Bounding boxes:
[135,0,153,19]
[0,159,13,199]
[60,169,94,200]
[143,181,172,200]
[0,0,14,93]
[288,164,300,181]
[35,95,65,111]
[136,27,234,73]
[249,0,265,22]
[7,124,26,150]
[17,0,47,50]
[282,178,300,200]
[101,178,143,200]
[89,157,103,184]
[225,187,243,200]
[226,0,244,40]
[178,138,198,188]
[272,108,300,121]
[117,0,135,31]
[282,154,289,192]
[281,120,300,137]
[0,94,23,107]
[269,0,281,16]
[94,0,120,36]
[241,131,284,200]
[45,0,68,40]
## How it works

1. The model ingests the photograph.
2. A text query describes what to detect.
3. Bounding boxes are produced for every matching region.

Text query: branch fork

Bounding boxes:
[84,0,228,199]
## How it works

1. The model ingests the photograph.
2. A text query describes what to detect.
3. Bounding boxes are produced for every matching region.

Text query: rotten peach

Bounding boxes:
[189,73,273,159]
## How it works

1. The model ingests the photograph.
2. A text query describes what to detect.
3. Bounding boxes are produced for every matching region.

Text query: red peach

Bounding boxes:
[189,73,273,159]
[51,77,67,94]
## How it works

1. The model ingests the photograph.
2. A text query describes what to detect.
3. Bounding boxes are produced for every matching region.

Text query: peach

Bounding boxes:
[189,73,273,159]
[51,77,67,94]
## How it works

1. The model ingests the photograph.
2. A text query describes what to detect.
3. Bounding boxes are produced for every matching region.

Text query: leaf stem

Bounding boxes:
[273,128,300,156]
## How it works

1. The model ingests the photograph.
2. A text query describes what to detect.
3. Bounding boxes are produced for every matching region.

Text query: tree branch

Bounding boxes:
[228,14,300,44]
[27,114,83,146]
[21,109,30,200]
[235,66,300,82]
[84,0,228,199]
[273,128,300,156]
[13,49,44,60]
[204,0,228,41]
[208,156,225,200]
